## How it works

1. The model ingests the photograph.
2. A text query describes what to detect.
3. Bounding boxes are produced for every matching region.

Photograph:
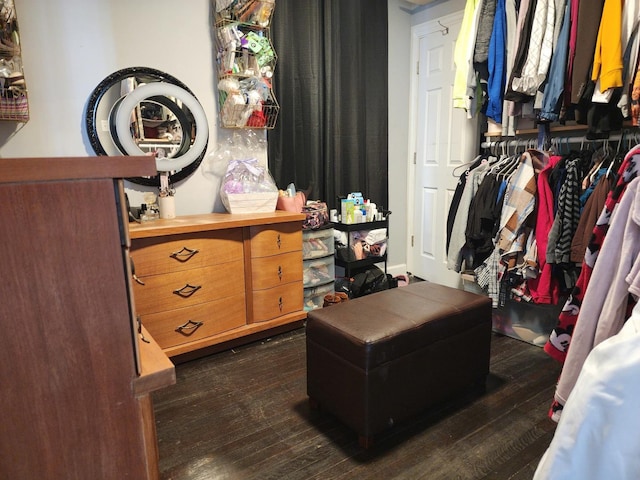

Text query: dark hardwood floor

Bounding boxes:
[153,326,561,480]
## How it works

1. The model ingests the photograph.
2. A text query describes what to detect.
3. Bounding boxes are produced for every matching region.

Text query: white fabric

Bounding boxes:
[511,0,555,96]
[534,303,640,480]
[364,228,387,245]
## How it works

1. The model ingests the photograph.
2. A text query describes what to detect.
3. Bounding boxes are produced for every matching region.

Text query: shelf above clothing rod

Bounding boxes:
[481,131,639,150]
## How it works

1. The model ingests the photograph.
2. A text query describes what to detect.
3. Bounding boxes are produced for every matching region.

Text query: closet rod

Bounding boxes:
[480,131,639,150]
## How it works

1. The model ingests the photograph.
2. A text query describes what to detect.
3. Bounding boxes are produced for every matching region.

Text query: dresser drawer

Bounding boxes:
[302,228,335,259]
[251,251,303,290]
[131,229,243,276]
[141,294,247,350]
[133,261,244,315]
[251,281,303,322]
[249,223,302,257]
[303,255,335,287]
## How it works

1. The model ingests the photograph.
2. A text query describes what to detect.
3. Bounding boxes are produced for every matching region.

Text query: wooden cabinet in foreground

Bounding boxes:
[0,156,175,480]
[129,211,307,358]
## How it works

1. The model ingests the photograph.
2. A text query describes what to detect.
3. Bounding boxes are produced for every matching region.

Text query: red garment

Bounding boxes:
[563,0,580,108]
[528,155,561,304]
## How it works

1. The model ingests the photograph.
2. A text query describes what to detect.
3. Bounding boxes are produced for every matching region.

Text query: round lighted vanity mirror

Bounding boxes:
[109,95,193,161]
[85,67,209,187]
[115,82,209,173]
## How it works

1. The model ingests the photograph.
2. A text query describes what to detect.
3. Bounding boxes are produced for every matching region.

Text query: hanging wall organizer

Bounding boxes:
[0,0,27,122]
[214,0,279,129]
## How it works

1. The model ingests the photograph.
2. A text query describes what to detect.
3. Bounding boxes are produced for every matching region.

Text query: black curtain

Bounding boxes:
[267,0,388,211]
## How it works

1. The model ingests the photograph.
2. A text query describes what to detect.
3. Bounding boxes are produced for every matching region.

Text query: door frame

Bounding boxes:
[406,10,475,279]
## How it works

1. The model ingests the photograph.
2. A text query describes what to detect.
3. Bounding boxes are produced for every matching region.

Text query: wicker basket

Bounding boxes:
[0,91,29,122]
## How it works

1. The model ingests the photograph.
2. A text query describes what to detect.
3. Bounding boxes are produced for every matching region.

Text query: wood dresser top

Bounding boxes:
[129,211,306,239]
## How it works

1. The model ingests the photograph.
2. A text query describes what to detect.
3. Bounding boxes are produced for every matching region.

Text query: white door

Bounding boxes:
[407,12,479,287]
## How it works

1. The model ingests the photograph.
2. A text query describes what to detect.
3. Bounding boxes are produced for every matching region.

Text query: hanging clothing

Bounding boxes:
[570,170,613,263]
[562,0,580,109]
[616,3,640,116]
[475,246,502,307]
[533,0,567,110]
[553,175,640,408]
[550,0,566,48]
[539,0,570,122]
[448,159,491,272]
[486,0,507,123]
[590,0,623,101]
[510,0,556,98]
[474,0,497,65]
[504,0,537,104]
[632,66,640,126]
[496,149,548,254]
[527,155,561,305]
[453,0,482,110]
[570,0,605,104]
[534,302,640,480]
[474,0,497,111]
[545,144,640,365]
[465,172,503,268]
[447,158,484,254]
[546,156,581,266]
[501,0,518,136]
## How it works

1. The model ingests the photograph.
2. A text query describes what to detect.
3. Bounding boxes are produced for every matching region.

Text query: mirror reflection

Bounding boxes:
[138,100,184,155]
[120,96,193,160]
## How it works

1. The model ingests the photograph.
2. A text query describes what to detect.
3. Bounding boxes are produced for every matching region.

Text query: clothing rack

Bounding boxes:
[480,129,640,153]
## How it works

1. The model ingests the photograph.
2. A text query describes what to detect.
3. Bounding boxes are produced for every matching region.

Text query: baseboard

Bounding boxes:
[386,263,407,277]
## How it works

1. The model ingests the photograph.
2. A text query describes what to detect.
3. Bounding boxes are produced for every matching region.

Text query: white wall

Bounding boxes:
[387,0,412,275]
[1,0,224,214]
[0,0,463,275]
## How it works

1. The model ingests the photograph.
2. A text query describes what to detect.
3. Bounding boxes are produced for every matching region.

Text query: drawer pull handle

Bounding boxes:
[278,265,283,280]
[130,256,145,285]
[276,234,281,249]
[173,283,202,297]
[137,316,150,344]
[175,319,204,335]
[278,296,283,312]
[170,246,199,261]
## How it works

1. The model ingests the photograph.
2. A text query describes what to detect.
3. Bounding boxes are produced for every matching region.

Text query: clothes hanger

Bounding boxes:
[498,149,521,180]
[452,154,483,177]
[605,133,626,179]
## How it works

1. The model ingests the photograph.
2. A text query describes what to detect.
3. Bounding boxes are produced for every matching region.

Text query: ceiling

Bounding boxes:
[399,0,440,11]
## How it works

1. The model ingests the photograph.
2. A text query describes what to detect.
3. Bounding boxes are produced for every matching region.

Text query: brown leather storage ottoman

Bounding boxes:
[306,281,492,447]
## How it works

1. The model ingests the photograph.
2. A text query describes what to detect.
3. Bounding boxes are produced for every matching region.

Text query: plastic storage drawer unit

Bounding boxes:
[302,228,335,259]
[303,281,334,311]
[303,255,335,287]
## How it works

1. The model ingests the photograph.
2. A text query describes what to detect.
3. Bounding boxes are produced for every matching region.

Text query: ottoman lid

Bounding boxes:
[306,282,492,370]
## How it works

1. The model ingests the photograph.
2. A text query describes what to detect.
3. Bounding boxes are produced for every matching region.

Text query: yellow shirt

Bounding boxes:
[453,0,481,109]
[591,0,623,91]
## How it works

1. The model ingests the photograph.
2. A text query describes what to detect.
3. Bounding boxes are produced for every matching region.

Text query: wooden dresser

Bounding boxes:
[0,156,175,479]
[129,211,307,357]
